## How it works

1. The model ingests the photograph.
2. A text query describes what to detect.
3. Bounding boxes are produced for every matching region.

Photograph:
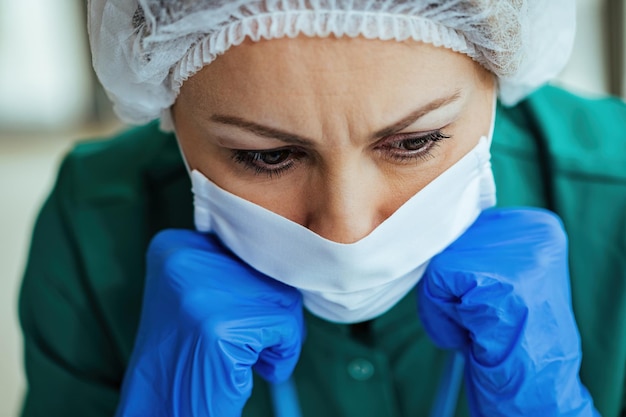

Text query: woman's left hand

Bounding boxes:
[417,208,599,417]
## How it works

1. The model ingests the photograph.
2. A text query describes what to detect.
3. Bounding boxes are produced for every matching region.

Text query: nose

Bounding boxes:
[304,163,390,244]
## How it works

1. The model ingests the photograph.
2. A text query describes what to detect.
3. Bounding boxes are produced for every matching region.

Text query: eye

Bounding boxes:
[377,130,450,162]
[231,147,306,178]
[389,137,432,151]
[255,149,292,165]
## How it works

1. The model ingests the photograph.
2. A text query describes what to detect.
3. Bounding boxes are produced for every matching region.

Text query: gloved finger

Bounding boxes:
[416,273,469,351]
[417,267,526,365]
[205,307,303,381]
[422,257,541,368]
[254,311,305,383]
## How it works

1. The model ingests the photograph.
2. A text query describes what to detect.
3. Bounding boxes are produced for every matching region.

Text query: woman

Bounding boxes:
[19,1,626,416]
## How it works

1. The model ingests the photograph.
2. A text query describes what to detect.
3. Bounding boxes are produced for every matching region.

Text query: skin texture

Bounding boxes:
[173,36,496,243]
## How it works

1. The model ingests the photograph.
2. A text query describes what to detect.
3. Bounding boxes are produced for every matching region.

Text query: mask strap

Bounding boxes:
[172,130,192,176]
[486,90,498,146]
[270,378,302,417]
[428,351,466,417]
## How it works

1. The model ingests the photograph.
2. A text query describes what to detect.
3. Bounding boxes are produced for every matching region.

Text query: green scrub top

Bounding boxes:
[18,85,626,417]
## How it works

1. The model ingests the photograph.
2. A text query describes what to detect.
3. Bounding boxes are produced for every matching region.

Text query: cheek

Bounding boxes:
[392,129,480,186]
[440,131,481,168]
[432,110,489,174]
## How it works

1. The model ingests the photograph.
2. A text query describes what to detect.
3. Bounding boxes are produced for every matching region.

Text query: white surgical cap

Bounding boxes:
[88,0,576,130]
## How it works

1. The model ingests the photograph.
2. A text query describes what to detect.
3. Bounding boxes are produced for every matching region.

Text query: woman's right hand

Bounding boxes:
[115,229,304,417]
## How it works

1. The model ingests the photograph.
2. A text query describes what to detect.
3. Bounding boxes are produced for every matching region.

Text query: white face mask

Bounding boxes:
[190,134,496,324]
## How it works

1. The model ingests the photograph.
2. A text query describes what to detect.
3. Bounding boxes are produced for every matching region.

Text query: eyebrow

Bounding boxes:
[210,89,462,145]
[373,90,462,138]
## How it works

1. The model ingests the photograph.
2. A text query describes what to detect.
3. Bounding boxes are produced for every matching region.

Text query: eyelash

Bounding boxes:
[231,147,305,179]
[376,130,450,162]
[230,130,451,178]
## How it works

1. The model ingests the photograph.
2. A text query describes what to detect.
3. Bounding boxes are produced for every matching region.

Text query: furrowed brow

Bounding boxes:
[210,89,462,145]
[210,115,314,146]
[372,90,462,139]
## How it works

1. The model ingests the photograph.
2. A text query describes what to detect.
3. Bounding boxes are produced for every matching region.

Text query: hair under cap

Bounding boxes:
[88,0,576,130]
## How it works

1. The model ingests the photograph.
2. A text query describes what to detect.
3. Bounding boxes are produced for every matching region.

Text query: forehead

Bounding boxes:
[177,36,486,123]
[184,36,481,91]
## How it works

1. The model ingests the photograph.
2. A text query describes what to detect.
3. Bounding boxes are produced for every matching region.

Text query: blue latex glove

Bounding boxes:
[417,208,599,417]
[115,229,304,417]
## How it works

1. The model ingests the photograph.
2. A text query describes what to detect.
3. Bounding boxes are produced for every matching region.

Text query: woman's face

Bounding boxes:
[173,36,495,243]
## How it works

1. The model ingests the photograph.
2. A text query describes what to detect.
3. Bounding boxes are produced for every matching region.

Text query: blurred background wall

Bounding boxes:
[0,0,623,416]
